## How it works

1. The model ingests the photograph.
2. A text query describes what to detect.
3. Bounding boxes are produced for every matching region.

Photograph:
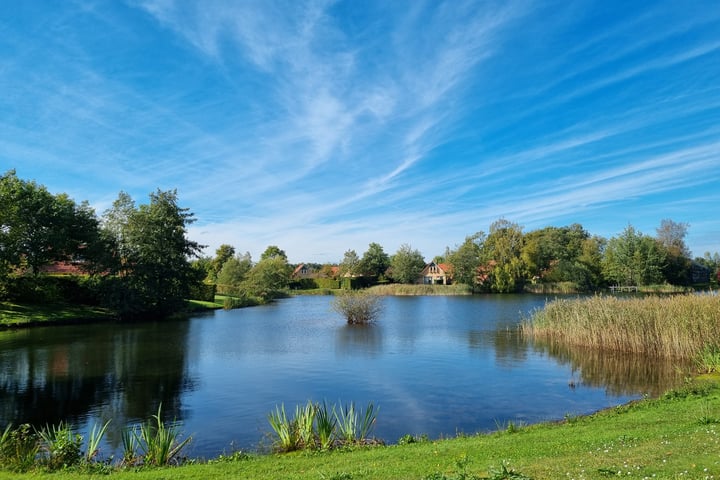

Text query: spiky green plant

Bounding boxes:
[121,426,140,467]
[138,405,192,466]
[267,404,299,452]
[37,421,83,470]
[295,401,316,449]
[315,401,337,450]
[334,402,378,445]
[85,419,111,462]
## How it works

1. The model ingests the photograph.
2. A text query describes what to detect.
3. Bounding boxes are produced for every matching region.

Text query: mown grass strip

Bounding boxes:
[0,301,115,327]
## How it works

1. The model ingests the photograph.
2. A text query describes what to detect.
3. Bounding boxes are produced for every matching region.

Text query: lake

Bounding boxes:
[0,294,685,459]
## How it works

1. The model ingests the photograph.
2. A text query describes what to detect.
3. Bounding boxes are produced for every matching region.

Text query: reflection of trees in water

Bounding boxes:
[530,339,688,397]
[335,324,383,357]
[0,320,194,440]
[466,329,528,367]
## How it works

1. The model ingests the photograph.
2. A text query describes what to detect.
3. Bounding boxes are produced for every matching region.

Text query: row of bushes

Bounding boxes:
[2,275,102,305]
[289,276,378,290]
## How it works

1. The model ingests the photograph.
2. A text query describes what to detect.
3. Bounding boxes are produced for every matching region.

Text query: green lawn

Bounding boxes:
[2,377,718,479]
[0,301,115,326]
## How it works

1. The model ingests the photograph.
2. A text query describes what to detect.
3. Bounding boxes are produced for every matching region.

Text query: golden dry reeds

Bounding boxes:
[522,294,720,359]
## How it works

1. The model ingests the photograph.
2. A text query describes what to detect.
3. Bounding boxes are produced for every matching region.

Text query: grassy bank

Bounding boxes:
[522,294,720,358]
[368,284,473,296]
[0,301,115,327]
[1,378,718,479]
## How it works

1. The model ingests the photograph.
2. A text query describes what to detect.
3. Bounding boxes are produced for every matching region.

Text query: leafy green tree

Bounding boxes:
[0,170,105,280]
[242,255,290,300]
[339,249,361,277]
[217,252,252,286]
[389,244,425,284]
[447,232,485,288]
[210,244,236,281]
[260,245,287,261]
[358,242,390,278]
[101,189,204,319]
[602,225,666,286]
[655,219,692,285]
[481,219,525,292]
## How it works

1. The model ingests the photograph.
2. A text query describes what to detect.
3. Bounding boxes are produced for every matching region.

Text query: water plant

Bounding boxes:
[334,401,378,445]
[267,404,300,452]
[295,401,316,449]
[138,404,192,466]
[121,426,140,466]
[37,421,83,470]
[695,343,720,373]
[315,401,337,449]
[0,424,39,472]
[85,419,111,462]
[332,292,383,324]
[522,294,720,358]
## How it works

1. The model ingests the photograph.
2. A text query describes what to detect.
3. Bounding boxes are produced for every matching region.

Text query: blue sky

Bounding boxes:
[2,1,719,264]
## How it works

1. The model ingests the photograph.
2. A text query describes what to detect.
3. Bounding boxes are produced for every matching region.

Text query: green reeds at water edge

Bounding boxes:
[267,401,379,452]
[522,294,720,360]
[0,405,191,473]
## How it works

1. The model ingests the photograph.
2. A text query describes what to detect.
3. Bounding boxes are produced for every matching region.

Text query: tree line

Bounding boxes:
[0,170,202,319]
[202,220,719,295]
[2,170,718,320]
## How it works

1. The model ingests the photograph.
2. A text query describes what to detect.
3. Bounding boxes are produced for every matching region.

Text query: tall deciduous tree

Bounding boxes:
[0,170,105,280]
[602,225,666,286]
[358,242,390,278]
[447,232,485,288]
[481,219,525,292]
[242,255,290,300]
[102,189,204,319]
[211,244,236,281]
[656,219,692,285]
[339,249,361,277]
[390,244,425,284]
[260,245,287,261]
[217,252,252,286]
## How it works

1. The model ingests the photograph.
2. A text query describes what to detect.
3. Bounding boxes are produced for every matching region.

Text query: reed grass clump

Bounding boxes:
[522,294,720,359]
[267,401,379,452]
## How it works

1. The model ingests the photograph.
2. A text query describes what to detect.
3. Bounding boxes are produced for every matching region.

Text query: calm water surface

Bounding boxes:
[0,295,685,458]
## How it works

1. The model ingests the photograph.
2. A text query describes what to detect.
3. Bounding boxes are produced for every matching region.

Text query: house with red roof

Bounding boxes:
[417,261,452,285]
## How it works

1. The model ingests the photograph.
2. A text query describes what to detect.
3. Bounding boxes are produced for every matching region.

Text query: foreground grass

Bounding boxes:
[0,301,115,327]
[2,378,719,479]
[523,294,720,358]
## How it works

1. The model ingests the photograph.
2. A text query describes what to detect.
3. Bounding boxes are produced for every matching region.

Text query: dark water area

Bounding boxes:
[0,295,687,458]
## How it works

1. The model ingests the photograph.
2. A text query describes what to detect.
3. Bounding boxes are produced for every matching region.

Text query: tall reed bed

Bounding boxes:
[522,294,720,359]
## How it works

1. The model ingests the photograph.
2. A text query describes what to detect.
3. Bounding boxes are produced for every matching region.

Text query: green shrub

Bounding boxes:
[0,424,40,472]
[38,422,83,470]
[332,292,383,324]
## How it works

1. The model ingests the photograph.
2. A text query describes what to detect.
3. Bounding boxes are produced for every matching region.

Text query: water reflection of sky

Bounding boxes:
[0,295,687,459]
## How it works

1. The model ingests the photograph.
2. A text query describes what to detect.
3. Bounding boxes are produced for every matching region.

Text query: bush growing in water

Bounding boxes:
[332,291,383,324]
